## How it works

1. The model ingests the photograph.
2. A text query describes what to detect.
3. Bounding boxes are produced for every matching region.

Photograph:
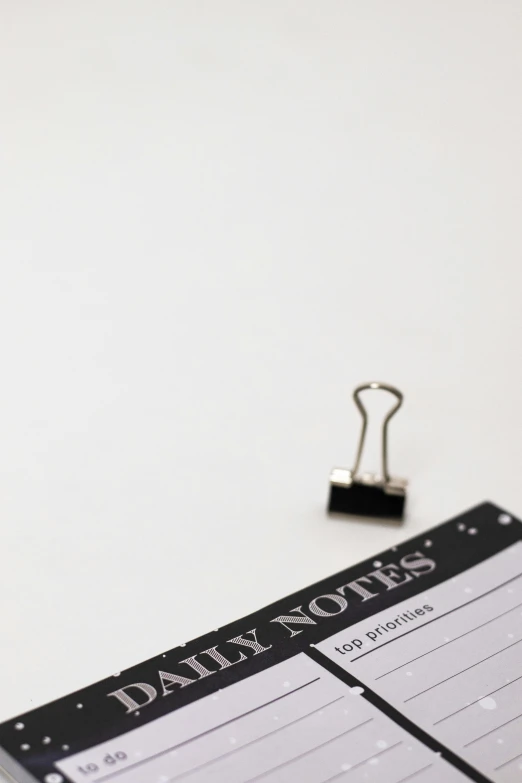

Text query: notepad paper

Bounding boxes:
[1,503,520,783]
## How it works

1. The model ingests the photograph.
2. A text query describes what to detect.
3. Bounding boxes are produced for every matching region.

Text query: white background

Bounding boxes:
[1,0,521,738]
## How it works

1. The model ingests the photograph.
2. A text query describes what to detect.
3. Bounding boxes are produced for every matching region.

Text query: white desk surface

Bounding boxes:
[1,0,522,746]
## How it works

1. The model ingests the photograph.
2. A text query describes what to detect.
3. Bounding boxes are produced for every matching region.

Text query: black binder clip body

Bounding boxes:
[328,382,407,519]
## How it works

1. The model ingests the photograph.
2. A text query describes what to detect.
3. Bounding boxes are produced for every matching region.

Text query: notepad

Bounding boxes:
[1,502,520,783]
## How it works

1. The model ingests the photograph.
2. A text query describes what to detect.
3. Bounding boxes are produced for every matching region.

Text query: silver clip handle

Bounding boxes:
[352,382,404,484]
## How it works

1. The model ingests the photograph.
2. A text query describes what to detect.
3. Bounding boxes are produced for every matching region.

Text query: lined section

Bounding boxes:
[433,674,522,725]
[242,720,386,783]
[375,600,522,680]
[93,678,324,782]
[57,655,468,783]
[164,695,347,782]
[317,541,522,783]
[403,638,522,703]
[321,742,403,782]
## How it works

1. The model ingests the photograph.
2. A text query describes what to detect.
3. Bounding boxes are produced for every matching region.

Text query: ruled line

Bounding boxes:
[170,695,346,781]
[494,749,522,771]
[323,742,403,782]
[244,718,375,782]
[93,677,322,783]
[463,712,522,748]
[403,639,522,703]
[433,674,522,725]
[349,571,522,663]
[376,601,522,680]
[395,764,434,782]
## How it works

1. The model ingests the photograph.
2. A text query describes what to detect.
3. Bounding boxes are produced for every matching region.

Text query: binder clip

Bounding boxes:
[328,382,407,519]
